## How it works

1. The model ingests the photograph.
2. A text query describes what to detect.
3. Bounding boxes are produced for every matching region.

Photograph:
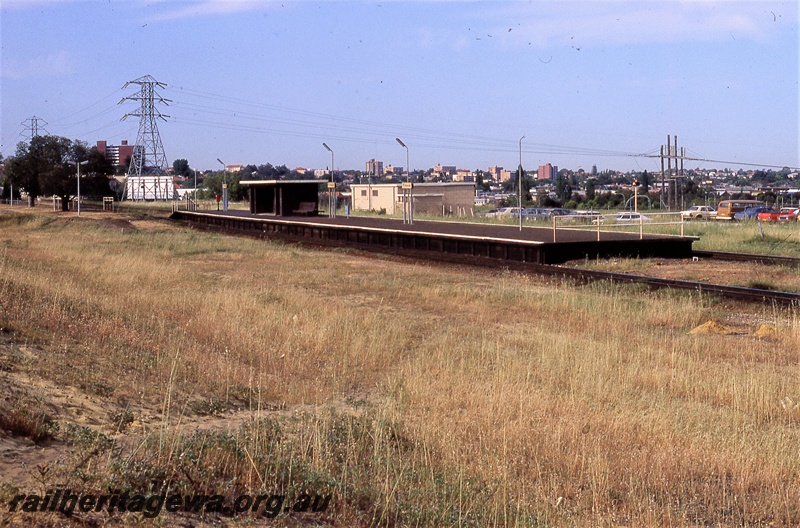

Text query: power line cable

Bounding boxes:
[165,84,644,159]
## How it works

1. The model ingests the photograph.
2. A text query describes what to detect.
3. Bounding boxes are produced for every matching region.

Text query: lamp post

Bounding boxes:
[323,143,335,218]
[70,160,89,216]
[216,158,228,211]
[193,169,197,210]
[518,135,525,231]
[396,137,411,224]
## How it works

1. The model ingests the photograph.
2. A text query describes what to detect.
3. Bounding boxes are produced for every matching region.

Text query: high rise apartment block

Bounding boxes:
[97,140,135,167]
[537,163,558,180]
[366,159,384,177]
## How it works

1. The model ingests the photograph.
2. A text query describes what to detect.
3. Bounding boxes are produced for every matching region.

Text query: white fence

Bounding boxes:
[551,211,691,241]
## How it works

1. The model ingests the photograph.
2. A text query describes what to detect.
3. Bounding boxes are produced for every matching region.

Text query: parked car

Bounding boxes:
[563,210,601,223]
[484,207,512,218]
[680,205,716,220]
[545,208,573,218]
[593,212,652,224]
[778,207,800,222]
[517,208,552,220]
[735,206,774,221]
[757,209,782,222]
[613,212,651,223]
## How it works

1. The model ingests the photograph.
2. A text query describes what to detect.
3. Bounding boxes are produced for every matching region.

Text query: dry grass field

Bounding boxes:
[1,206,799,527]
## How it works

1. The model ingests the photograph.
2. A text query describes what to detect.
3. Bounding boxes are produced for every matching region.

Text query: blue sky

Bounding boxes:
[1,1,798,174]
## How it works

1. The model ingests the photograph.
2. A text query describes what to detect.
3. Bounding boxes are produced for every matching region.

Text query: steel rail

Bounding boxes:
[692,249,800,267]
[380,250,800,306]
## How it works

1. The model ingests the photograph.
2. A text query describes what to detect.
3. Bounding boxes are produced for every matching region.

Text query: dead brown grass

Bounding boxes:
[1,206,799,526]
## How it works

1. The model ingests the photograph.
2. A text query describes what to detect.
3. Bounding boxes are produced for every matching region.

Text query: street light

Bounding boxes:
[395,138,409,182]
[70,160,89,216]
[322,143,335,218]
[216,158,228,211]
[396,137,412,224]
[519,135,525,231]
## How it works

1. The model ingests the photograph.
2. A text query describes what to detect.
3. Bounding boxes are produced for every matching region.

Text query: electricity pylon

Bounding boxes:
[119,75,171,200]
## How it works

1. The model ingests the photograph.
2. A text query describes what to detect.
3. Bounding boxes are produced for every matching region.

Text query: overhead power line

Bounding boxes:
[164,84,642,160]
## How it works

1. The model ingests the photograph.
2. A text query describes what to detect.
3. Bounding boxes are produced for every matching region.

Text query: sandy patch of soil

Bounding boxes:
[0,332,371,492]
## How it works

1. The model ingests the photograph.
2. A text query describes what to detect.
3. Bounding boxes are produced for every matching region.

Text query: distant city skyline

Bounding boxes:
[2,1,798,174]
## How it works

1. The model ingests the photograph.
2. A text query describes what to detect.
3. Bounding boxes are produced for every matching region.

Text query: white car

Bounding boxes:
[484,207,522,218]
[483,207,510,218]
[614,212,651,222]
[680,205,717,220]
[595,212,651,224]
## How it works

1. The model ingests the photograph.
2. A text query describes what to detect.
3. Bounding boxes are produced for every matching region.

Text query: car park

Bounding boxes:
[680,205,716,220]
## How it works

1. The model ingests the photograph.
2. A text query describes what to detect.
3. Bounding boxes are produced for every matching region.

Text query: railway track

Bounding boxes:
[536,263,800,306]
[693,249,800,267]
[386,249,800,307]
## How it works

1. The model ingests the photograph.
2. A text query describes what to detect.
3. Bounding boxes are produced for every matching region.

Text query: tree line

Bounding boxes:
[3,135,113,210]
[185,163,308,202]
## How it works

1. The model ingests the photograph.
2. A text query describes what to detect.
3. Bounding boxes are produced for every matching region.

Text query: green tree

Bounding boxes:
[200,170,245,201]
[0,153,6,200]
[6,135,112,210]
[474,169,491,192]
[555,173,572,203]
[585,179,596,201]
[640,170,651,193]
[172,158,191,177]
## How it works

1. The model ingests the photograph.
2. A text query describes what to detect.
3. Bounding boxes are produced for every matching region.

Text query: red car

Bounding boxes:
[778,207,800,222]
[757,209,780,222]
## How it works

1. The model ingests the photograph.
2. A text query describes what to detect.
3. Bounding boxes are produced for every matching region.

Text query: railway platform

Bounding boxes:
[171,210,696,265]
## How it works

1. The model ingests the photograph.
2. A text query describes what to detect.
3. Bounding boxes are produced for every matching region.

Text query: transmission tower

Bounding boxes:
[20,116,49,140]
[119,75,172,200]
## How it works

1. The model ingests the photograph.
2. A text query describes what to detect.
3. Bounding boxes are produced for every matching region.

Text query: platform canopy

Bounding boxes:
[240,180,322,216]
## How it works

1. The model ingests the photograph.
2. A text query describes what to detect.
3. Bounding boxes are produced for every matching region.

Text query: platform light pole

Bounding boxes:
[323,143,335,218]
[70,160,89,216]
[216,158,228,211]
[396,137,411,224]
[518,135,525,231]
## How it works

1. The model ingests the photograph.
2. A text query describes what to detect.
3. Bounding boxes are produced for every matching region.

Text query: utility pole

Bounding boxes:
[680,146,685,210]
[518,135,525,231]
[666,135,672,211]
[674,135,679,212]
[657,134,685,211]
[660,145,665,209]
